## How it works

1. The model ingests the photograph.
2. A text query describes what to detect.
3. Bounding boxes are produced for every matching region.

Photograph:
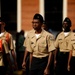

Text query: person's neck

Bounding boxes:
[35,29,42,34]
[1,30,5,33]
[64,29,70,32]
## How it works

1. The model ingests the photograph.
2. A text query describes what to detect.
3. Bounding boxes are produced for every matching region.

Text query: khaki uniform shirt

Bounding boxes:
[54,31,73,52]
[69,32,75,56]
[0,31,14,66]
[25,29,55,58]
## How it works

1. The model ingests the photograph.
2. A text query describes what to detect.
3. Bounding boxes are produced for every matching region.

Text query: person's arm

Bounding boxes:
[54,34,59,69]
[67,50,72,71]
[29,52,33,69]
[11,50,18,70]
[6,53,13,71]
[67,39,73,71]
[44,51,53,75]
[22,31,32,69]
[22,50,29,69]
[44,34,56,75]
[11,50,17,62]
[54,48,58,69]
[9,34,18,69]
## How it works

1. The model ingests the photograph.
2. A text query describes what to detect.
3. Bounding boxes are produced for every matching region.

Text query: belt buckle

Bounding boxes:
[39,57,42,59]
[63,52,66,54]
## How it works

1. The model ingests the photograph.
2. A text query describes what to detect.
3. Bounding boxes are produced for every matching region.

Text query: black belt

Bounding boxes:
[33,56,48,59]
[59,52,69,54]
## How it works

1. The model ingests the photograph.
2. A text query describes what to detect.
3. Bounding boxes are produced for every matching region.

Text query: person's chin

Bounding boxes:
[33,28,37,30]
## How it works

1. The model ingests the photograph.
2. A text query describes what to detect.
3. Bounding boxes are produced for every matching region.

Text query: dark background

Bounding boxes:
[1,0,63,32]
[1,0,17,31]
[45,0,63,31]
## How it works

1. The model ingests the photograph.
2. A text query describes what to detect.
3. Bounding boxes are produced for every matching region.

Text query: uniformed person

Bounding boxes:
[67,32,75,75]
[23,13,55,75]
[0,17,17,74]
[0,18,13,75]
[54,17,72,75]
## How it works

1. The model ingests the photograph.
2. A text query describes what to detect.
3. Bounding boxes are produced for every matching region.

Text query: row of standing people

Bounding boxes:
[0,13,75,75]
[22,13,75,75]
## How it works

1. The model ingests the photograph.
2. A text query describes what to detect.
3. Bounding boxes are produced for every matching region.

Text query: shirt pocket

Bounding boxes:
[58,39,63,44]
[39,42,47,52]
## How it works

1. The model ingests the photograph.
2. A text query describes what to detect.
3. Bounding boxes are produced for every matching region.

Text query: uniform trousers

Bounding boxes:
[55,52,69,75]
[70,57,75,75]
[29,56,48,75]
[0,66,7,75]
[17,51,24,70]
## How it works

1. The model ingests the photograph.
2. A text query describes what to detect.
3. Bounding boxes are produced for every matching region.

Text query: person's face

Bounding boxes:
[0,21,5,31]
[62,22,70,31]
[32,19,42,30]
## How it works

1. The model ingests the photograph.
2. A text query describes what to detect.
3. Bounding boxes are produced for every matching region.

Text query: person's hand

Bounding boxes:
[54,60,57,69]
[22,61,26,70]
[13,61,18,70]
[44,68,50,75]
[67,64,70,71]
